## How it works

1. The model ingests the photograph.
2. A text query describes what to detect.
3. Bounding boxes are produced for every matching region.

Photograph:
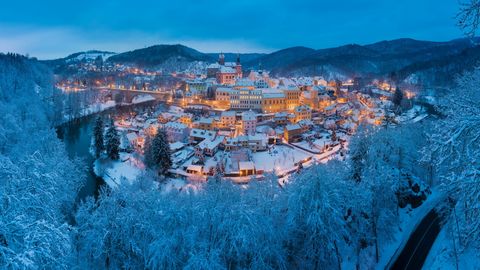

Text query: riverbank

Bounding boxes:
[56,98,161,203]
[60,94,156,126]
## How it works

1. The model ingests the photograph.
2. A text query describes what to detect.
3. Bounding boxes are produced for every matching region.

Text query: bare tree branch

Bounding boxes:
[457,0,480,36]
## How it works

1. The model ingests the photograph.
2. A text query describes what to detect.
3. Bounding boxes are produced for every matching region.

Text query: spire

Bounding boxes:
[236,53,241,65]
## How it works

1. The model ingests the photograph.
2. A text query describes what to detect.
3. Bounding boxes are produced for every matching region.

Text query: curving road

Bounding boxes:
[389,208,443,270]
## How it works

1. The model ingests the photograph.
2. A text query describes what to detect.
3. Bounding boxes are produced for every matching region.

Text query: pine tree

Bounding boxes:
[105,120,120,160]
[93,116,104,157]
[393,87,403,108]
[144,128,172,175]
[331,129,337,142]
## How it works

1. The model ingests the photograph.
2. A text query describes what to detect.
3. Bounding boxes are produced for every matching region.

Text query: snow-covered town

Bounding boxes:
[82,53,430,187]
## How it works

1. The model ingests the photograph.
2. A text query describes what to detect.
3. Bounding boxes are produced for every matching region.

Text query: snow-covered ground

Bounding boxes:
[161,178,202,194]
[94,153,144,188]
[132,94,155,104]
[423,222,480,269]
[292,139,327,153]
[62,100,117,123]
[82,100,117,116]
[252,145,311,175]
[67,51,117,62]
[397,105,429,123]
[94,152,195,192]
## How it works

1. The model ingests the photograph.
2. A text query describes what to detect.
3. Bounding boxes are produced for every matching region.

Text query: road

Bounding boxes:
[389,209,442,270]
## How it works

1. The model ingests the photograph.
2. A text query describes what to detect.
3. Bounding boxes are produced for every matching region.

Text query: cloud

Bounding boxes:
[0,25,273,59]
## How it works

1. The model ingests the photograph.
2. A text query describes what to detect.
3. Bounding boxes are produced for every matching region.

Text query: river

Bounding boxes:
[56,101,160,203]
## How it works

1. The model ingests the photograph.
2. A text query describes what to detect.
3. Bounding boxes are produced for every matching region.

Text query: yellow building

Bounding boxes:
[293,105,312,123]
[283,87,301,111]
[220,111,236,128]
[318,94,332,112]
[300,90,319,110]
[215,87,234,109]
[261,89,285,113]
[284,124,302,143]
[178,114,193,127]
[196,118,214,130]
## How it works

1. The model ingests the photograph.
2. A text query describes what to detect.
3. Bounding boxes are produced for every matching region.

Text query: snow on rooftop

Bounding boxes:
[235,78,255,87]
[198,117,213,124]
[219,66,237,73]
[294,105,311,112]
[190,129,217,139]
[207,63,221,69]
[221,111,236,117]
[239,161,255,171]
[187,165,203,172]
[169,106,184,114]
[170,142,185,152]
[285,124,301,131]
[242,110,256,121]
[198,136,224,150]
[164,122,187,129]
[262,88,285,99]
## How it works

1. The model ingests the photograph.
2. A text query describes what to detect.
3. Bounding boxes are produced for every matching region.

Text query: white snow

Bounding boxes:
[423,227,480,270]
[252,145,311,174]
[132,94,155,104]
[94,153,144,188]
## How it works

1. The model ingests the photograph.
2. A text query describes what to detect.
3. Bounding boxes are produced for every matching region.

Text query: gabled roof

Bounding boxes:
[190,129,217,140]
[285,124,302,131]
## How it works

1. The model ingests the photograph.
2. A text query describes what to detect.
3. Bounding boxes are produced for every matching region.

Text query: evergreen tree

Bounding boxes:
[105,120,120,160]
[393,87,403,108]
[144,128,172,175]
[331,129,337,142]
[93,116,104,157]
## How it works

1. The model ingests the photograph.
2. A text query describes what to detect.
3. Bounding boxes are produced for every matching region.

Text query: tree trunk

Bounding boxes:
[334,240,342,270]
[451,226,459,270]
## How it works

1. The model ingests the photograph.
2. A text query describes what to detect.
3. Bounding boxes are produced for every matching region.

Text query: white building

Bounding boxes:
[163,122,190,143]
[229,88,263,111]
[241,110,257,135]
[189,129,217,144]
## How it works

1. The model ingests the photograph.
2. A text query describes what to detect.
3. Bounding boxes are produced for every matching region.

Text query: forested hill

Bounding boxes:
[396,45,480,86]
[107,44,210,67]
[244,38,480,80]
[0,53,83,268]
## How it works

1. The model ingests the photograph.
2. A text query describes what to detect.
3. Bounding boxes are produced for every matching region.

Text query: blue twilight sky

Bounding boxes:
[0,0,463,59]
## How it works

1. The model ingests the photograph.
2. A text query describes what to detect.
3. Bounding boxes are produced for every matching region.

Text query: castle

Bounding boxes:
[207,53,242,85]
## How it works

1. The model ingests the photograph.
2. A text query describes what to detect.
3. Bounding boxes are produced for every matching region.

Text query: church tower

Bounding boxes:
[235,54,242,78]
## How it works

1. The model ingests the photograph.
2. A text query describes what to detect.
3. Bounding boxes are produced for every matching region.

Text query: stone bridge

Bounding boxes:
[95,87,172,103]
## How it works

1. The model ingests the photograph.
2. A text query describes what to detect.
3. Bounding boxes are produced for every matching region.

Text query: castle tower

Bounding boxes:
[218,53,225,65]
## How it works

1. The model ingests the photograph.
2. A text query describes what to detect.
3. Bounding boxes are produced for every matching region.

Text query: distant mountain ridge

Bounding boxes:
[248,37,480,81]
[44,37,480,84]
